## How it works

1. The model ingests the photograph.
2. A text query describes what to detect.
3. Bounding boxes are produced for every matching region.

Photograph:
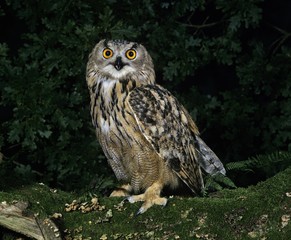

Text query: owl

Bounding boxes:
[86,39,225,214]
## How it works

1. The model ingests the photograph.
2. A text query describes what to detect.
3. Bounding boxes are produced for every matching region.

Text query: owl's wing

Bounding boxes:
[128,84,204,194]
[179,105,226,176]
[195,136,226,175]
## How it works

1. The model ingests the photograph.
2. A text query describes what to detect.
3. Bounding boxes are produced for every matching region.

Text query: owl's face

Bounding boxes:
[88,39,155,82]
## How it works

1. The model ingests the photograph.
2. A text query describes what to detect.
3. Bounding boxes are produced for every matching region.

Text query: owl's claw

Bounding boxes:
[122,195,140,205]
[161,199,168,208]
[122,196,133,204]
[124,193,168,214]
[136,206,146,215]
[137,197,167,215]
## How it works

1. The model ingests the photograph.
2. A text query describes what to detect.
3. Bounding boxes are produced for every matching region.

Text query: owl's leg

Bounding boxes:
[127,182,167,214]
[110,184,132,197]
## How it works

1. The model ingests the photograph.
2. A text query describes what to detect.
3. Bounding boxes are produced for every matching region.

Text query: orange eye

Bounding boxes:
[102,48,113,59]
[125,49,136,60]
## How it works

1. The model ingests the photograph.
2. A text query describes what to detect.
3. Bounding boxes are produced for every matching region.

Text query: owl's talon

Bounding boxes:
[136,206,145,215]
[125,196,135,203]
[135,197,168,215]
[122,197,129,203]
[162,199,168,208]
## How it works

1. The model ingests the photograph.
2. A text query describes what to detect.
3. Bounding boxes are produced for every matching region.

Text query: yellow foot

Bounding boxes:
[127,194,167,214]
[109,184,132,197]
[126,182,167,214]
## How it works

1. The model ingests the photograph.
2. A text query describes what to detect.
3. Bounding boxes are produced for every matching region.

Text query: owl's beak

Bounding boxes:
[114,57,124,71]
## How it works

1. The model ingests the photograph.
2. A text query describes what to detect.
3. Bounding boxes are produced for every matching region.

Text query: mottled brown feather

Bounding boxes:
[128,84,204,194]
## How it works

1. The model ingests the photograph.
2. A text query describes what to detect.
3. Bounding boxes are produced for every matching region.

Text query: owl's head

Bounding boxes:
[87,39,155,86]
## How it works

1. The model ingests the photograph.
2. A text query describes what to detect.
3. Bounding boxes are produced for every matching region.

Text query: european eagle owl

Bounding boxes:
[86,39,225,214]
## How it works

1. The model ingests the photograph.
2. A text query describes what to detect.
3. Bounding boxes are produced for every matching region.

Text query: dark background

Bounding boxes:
[0,0,290,192]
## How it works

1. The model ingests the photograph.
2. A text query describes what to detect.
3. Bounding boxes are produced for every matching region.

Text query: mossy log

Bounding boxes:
[0,168,290,239]
[0,201,61,239]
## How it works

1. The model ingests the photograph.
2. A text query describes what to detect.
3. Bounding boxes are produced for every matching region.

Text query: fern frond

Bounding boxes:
[226,151,291,173]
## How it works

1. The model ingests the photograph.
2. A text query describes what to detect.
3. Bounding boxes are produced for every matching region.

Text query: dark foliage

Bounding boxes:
[0,0,290,190]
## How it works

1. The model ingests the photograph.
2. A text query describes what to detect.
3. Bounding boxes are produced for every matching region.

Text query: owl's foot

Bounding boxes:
[110,184,132,197]
[126,182,167,214]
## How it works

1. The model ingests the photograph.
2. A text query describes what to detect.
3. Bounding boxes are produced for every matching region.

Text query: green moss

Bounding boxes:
[1,168,290,239]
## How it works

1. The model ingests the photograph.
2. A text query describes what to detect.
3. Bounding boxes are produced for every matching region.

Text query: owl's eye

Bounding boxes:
[102,48,113,59]
[125,49,136,60]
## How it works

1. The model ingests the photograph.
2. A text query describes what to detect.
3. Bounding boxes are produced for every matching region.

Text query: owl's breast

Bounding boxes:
[98,106,154,188]
[90,79,148,180]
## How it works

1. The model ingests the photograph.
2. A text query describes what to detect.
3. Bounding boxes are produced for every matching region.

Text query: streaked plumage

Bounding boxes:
[86,39,225,214]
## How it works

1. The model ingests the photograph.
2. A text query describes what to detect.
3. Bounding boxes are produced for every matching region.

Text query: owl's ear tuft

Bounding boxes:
[103,39,109,48]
